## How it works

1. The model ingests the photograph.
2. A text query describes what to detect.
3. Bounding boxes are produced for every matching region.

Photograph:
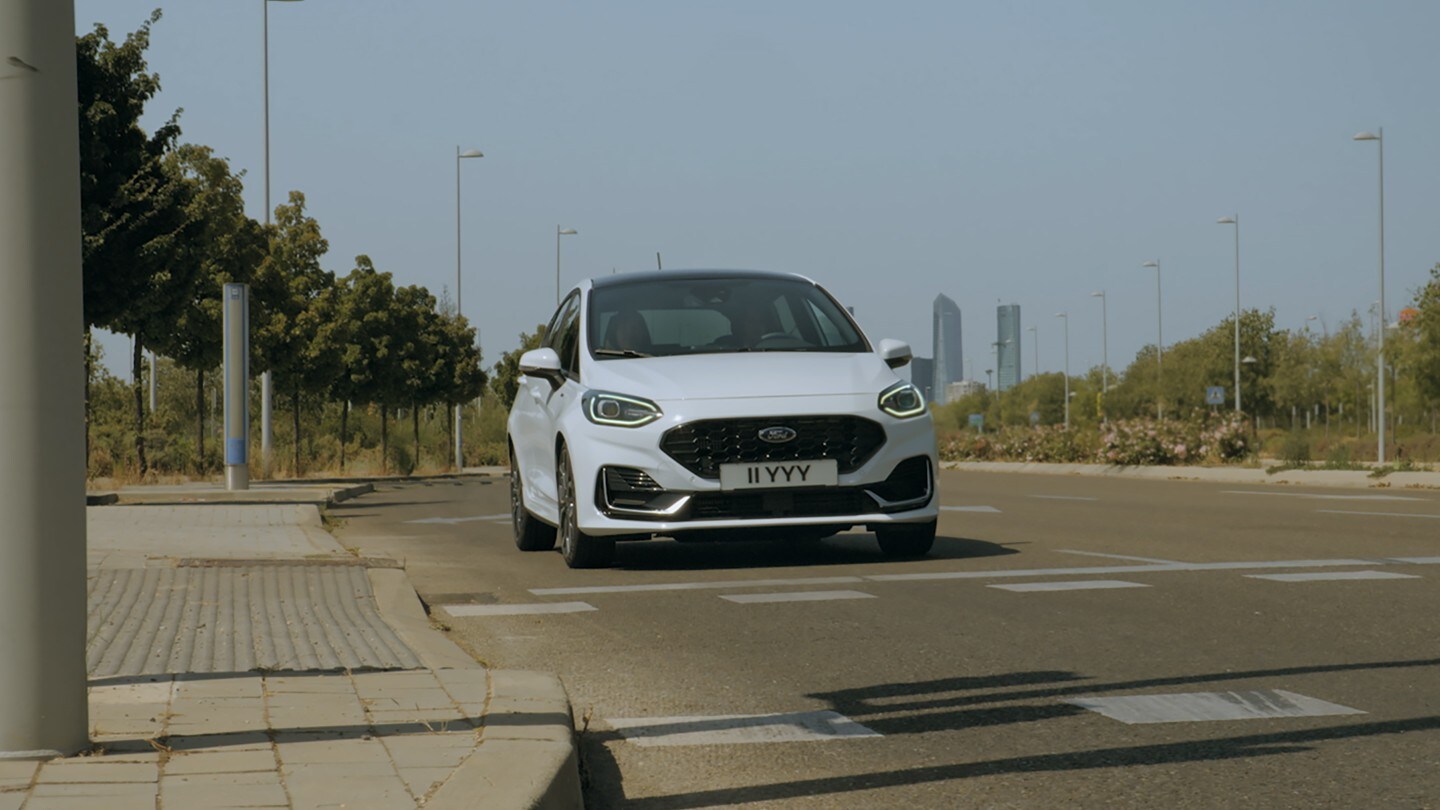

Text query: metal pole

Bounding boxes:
[1056,313,1070,429]
[555,226,562,306]
[260,0,274,469]
[223,284,251,491]
[1156,261,1163,419]
[1376,128,1387,464]
[148,350,158,412]
[455,147,463,470]
[0,0,90,756]
[1233,216,1241,413]
[1029,326,1038,380]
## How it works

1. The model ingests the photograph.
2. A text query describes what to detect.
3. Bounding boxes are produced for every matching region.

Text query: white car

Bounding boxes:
[506,270,940,568]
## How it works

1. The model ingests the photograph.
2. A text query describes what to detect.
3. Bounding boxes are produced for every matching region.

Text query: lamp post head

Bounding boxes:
[1216,216,1236,225]
[1353,131,1380,142]
[1141,260,1159,268]
[558,227,578,236]
[458,148,484,159]
[1054,312,1066,319]
[1090,291,1104,299]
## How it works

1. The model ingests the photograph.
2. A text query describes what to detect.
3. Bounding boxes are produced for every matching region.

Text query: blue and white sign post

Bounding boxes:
[223,283,250,491]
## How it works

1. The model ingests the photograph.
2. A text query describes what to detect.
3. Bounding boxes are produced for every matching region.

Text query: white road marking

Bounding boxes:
[1316,509,1440,520]
[405,513,511,525]
[941,505,1002,513]
[1246,571,1421,583]
[720,590,876,604]
[1221,490,1426,502]
[989,580,1150,592]
[530,576,864,596]
[1064,690,1365,724]
[1059,549,1181,564]
[526,556,1435,597]
[1029,495,1099,502]
[606,711,880,747]
[440,602,597,617]
[867,558,1379,582]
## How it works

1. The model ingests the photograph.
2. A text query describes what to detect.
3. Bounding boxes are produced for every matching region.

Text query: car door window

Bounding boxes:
[555,294,582,377]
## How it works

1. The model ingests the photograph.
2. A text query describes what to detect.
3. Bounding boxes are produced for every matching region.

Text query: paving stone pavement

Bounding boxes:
[3,490,582,809]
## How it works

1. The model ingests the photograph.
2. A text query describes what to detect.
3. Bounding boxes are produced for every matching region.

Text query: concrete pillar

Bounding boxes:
[0,0,91,757]
[224,284,250,490]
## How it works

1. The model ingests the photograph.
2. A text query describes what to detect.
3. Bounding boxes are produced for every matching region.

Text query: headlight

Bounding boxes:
[583,391,663,427]
[878,381,926,418]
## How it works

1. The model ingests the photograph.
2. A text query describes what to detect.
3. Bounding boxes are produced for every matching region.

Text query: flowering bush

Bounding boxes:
[941,413,1252,466]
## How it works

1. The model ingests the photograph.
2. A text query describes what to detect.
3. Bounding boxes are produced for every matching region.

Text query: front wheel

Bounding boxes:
[511,449,556,551]
[557,449,615,569]
[876,520,936,559]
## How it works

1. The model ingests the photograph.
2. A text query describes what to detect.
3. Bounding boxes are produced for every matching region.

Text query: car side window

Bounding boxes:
[556,294,582,377]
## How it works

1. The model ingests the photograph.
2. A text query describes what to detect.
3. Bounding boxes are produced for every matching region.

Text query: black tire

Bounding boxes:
[511,448,556,551]
[876,520,937,558]
[557,449,615,569]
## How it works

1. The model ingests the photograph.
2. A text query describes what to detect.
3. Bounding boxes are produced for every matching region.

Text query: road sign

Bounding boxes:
[1205,386,1226,406]
[968,413,984,431]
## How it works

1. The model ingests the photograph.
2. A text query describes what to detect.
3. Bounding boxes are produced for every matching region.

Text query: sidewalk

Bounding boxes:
[3,478,581,810]
[943,460,1440,490]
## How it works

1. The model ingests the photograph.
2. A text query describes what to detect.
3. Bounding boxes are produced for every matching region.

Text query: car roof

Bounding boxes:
[588,269,816,290]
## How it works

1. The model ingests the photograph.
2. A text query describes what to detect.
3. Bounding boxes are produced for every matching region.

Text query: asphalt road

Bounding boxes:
[331,470,1440,809]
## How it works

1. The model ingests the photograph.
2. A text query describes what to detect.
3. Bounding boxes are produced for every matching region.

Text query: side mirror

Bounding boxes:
[519,348,565,387]
[877,338,912,370]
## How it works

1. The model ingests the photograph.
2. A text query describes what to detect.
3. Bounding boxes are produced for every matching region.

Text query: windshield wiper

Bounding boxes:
[594,348,654,358]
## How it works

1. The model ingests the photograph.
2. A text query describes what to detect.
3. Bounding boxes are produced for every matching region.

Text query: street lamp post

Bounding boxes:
[1027,325,1038,380]
[1217,216,1241,413]
[1142,259,1163,419]
[1090,291,1108,395]
[261,0,303,471]
[1354,128,1386,463]
[555,226,577,306]
[454,147,483,471]
[1055,312,1070,429]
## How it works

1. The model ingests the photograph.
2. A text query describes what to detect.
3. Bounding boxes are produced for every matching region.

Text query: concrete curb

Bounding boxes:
[85,482,374,507]
[943,460,1440,490]
[427,672,584,810]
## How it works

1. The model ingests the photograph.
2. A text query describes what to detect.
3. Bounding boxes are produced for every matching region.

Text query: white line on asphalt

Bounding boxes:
[941,505,1002,513]
[526,556,1433,597]
[720,590,876,604]
[405,513,511,525]
[1315,509,1440,520]
[989,580,1150,592]
[867,558,1380,582]
[606,711,880,747]
[1064,690,1365,724]
[1058,549,1182,564]
[1220,490,1426,502]
[1029,495,1099,501]
[1245,571,1421,583]
[529,576,865,596]
[440,602,597,616]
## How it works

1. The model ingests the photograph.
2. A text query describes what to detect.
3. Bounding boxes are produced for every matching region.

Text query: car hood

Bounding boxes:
[583,352,902,402]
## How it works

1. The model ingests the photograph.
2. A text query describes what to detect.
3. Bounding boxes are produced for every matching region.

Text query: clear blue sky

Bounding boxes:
[79,1,1440,385]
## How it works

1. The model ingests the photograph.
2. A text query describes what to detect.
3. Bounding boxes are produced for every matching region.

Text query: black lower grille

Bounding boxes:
[690,488,871,520]
[661,415,885,479]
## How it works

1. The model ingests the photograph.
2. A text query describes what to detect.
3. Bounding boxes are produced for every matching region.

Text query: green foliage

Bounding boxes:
[489,326,547,410]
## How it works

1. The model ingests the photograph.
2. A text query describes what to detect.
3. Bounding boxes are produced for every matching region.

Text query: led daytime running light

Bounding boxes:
[879,381,926,418]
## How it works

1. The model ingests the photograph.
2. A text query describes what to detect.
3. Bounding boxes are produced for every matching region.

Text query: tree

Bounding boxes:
[155,144,266,471]
[252,192,344,475]
[488,327,547,411]
[1410,264,1440,408]
[78,10,198,473]
[332,256,399,472]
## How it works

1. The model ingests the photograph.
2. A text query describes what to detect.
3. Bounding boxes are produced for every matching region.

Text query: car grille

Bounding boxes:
[661,415,885,479]
[689,488,871,520]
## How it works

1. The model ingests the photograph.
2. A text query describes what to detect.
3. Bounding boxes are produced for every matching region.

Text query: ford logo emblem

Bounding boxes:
[758,426,797,444]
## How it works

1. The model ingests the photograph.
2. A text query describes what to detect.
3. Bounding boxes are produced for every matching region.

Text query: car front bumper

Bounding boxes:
[561,392,940,537]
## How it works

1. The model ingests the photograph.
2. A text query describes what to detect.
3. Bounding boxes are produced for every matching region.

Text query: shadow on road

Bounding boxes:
[604,533,1017,572]
[581,657,1440,808]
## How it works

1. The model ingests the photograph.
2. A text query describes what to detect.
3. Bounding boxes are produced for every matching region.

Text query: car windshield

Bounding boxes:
[587,277,869,359]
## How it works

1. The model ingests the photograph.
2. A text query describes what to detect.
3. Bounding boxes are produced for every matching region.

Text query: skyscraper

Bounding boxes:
[997,303,1021,391]
[910,357,934,404]
[932,295,963,405]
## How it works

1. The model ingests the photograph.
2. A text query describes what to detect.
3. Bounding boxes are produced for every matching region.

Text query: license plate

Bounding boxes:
[719,459,838,490]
